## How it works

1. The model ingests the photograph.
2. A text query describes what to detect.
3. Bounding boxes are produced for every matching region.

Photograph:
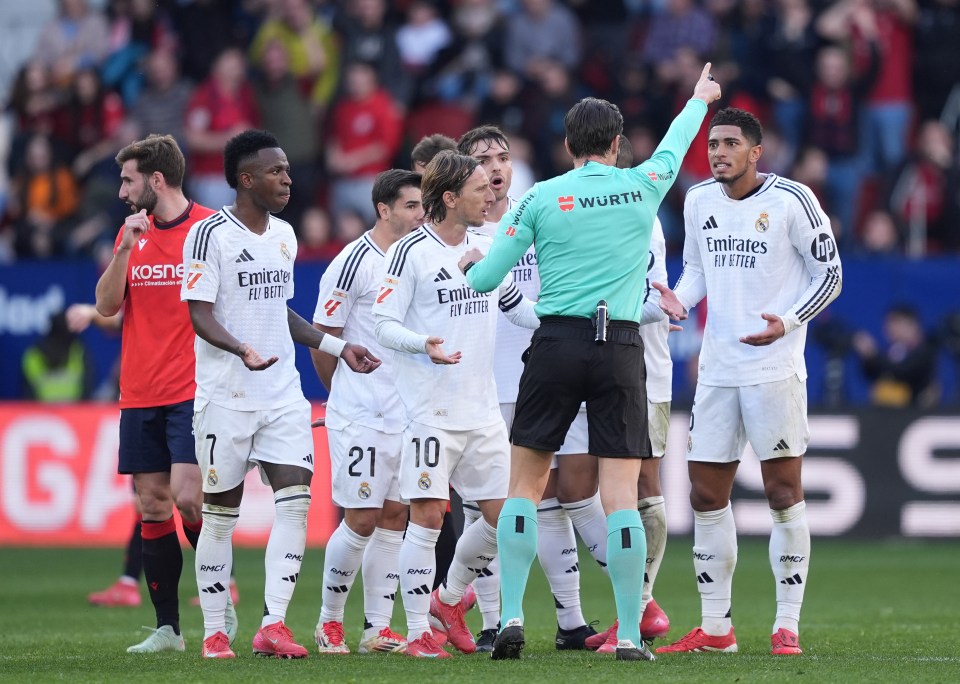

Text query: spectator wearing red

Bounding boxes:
[888,120,960,253]
[805,38,879,246]
[325,61,402,226]
[184,47,260,211]
[818,0,917,174]
[53,67,125,178]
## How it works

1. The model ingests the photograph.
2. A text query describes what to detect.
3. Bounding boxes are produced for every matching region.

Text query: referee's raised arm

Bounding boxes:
[466,63,721,323]
[484,64,721,663]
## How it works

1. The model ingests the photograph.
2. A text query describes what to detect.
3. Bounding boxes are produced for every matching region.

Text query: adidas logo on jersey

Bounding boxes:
[434,267,452,282]
[235,249,255,263]
[702,215,718,230]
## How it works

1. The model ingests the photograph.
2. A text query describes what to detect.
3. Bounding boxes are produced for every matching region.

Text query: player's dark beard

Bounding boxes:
[716,165,747,185]
[135,184,159,214]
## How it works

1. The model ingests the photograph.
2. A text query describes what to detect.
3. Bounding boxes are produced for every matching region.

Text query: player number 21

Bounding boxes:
[348,446,375,477]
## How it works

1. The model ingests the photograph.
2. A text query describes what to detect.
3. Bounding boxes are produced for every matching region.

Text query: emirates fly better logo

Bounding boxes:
[558,196,575,212]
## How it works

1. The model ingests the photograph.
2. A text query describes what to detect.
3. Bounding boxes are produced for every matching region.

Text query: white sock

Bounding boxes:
[769,501,810,634]
[196,503,239,639]
[262,485,310,627]
[537,498,585,630]
[439,518,497,605]
[319,519,370,624]
[361,526,404,637]
[399,522,440,641]
[463,506,500,630]
[638,496,666,611]
[694,504,737,636]
[562,493,609,572]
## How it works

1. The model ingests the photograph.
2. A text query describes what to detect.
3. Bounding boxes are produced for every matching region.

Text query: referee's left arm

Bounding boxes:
[466,189,537,292]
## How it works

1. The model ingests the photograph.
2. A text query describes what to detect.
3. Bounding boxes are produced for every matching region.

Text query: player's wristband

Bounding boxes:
[462,261,476,275]
[318,334,347,358]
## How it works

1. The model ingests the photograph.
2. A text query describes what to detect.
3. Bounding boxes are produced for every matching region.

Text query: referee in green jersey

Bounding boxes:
[458,62,721,662]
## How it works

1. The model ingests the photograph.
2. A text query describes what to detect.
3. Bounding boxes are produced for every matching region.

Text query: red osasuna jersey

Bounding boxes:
[114,200,215,408]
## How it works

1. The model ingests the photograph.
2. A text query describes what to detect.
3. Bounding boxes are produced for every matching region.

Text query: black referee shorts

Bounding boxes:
[510,316,650,458]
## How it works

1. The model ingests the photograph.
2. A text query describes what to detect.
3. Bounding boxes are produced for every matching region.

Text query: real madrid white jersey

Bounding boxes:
[474,197,540,403]
[181,207,305,410]
[674,174,842,387]
[372,224,538,431]
[313,231,403,433]
[640,218,672,403]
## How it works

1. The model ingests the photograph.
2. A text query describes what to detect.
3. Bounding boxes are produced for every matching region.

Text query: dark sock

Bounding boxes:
[433,510,457,590]
[142,517,183,634]
[123,517,143,579]
[181,517,202,550]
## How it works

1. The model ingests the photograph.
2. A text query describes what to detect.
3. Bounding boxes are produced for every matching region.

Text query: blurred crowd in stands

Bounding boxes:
[1,0,959,269]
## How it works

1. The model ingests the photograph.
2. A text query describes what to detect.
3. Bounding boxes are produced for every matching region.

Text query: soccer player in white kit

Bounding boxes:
[312,170,424,655]
[373,152,539,658]
[655,109,842,657]
[181,130,380,659]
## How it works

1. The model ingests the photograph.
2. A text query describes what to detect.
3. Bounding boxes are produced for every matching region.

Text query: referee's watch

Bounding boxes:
[461,260,477,275]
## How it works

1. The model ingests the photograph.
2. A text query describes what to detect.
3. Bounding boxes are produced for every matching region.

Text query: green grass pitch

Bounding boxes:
[0,538,956,683]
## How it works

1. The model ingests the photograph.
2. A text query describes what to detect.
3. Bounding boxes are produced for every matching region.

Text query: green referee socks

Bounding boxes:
[606,508,647,646]
[497,497,539,627]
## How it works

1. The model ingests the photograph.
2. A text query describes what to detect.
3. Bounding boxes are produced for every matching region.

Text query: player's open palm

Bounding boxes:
[740,313,785,346]
[239,343,279,371]
[652,282,688,321]
[342,343,381,374]
[426,336,462,365]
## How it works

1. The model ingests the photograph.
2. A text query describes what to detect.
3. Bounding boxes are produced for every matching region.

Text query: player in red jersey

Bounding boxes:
[95,134,231,653]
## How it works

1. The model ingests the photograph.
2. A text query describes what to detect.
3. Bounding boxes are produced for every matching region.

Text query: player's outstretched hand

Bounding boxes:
[311,402,328,428]
[458,247,484,275]
[652,282,688,321]
[426,336,462,365]
[342,343,381,373]
[739,313,786,346]
[65,303,96,333]
[239,343,279,371]
[692,62,722,105]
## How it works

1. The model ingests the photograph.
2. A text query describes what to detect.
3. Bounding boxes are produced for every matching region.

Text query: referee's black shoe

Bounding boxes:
[556,622,598,650]
[491,620,525,660]
[615,640,656,661]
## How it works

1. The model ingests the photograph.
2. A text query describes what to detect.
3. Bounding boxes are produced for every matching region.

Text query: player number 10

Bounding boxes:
[412,436,440,468]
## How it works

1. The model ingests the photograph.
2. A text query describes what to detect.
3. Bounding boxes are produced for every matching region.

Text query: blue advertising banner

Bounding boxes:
[1,257,958,405]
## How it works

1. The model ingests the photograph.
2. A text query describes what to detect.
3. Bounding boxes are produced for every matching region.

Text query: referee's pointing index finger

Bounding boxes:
[699,62,713,83]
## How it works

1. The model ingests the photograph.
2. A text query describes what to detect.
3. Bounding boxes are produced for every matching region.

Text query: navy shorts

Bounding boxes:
[511,316,650,458]
[118,399,197,474]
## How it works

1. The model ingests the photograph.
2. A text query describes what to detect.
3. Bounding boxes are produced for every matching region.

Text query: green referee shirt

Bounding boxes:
[467,98,708,322]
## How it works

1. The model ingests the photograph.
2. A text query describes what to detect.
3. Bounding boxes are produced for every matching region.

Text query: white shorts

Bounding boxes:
[686,376,809,463]
[648,401,671,458]
[327,422,402,508]
[399,420,509,503]
[194,398,314,493]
